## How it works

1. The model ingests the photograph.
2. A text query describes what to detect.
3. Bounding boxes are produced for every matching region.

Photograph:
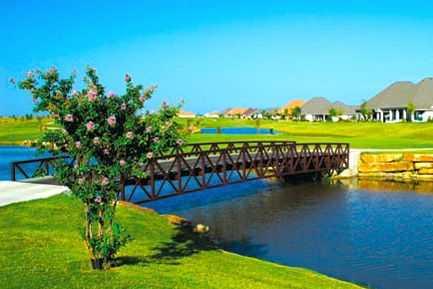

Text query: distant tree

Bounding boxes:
[283,108,289,120]
[291,106,302,120]
[359,101,371,121]
[407,102,416,122]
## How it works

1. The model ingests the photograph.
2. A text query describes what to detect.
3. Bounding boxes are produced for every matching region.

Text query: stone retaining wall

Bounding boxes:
[358,152,433,181]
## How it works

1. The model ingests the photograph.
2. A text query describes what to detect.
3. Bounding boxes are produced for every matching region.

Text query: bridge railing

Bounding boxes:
[9,141,349,204]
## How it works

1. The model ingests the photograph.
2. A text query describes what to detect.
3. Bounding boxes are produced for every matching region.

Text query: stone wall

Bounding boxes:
[358,152,433,181]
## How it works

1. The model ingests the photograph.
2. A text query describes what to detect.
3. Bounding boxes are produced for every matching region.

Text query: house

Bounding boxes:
[362,78,433,122]
[301,97,357,122]
[223,108,250,118]
[177,110,196,118]
[204,111,220,118]
[279,99,305,117]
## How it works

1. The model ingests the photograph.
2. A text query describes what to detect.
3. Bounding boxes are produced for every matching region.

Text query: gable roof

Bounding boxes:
[332,101,358,114]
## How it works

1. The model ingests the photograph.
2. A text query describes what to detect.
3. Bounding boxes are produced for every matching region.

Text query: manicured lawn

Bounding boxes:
[0,194,364,289]
[183,118,433,149]
[4,117,433,148]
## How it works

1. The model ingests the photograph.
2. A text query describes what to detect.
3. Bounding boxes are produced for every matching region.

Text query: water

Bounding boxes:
[0,146,42,180]
[147,179,433,289]
[200,127,276,134]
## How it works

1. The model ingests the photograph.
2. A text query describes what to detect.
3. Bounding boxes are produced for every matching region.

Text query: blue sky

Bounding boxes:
[2,0,433,115]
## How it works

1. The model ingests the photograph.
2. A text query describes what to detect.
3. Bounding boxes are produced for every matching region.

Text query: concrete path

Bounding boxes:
[0,181,69,207]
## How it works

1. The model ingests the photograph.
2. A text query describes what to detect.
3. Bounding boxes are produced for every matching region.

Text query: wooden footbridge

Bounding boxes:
[10,141,349,204]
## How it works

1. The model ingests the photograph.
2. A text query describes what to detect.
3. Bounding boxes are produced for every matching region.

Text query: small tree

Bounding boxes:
[291,106,302,120]
[18,67,181,269]
[359,101,371,121]
[407,102,416,122]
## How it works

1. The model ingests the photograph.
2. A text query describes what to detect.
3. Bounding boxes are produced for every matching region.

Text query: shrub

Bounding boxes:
[18,67,182,269]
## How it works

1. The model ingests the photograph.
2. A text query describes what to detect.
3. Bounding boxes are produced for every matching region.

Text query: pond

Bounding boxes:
[147,179,433,289]
[0,146,41,180]
[200,127,277,134]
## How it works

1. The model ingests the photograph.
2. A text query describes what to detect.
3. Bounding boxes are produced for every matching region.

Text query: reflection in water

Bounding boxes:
[146,179,433,289]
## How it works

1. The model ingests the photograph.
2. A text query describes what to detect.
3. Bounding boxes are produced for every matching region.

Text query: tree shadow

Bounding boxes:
[113,223,217,267]
[148,224,217,265]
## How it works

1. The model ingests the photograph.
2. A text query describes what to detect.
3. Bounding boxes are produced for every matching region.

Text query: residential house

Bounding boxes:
[204,111,220,118]
[301,97,357,122]
[279,99,305,118]
[363,78,433,122]
[224,108,250,118]
[177,109,196,118]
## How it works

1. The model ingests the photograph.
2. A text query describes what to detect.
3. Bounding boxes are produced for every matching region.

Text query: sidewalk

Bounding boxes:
[0,181,69,207]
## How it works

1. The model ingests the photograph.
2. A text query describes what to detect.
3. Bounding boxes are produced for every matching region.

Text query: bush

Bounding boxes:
[18,67,182,269]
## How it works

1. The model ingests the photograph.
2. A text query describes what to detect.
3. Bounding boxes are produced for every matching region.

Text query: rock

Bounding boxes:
[414,162,433,170]
[415,174,433,181]
[360,153,403,163]
[412,154,433,162]
[193,224,210,234]
[359,161,413,173]
[418,168,433,175]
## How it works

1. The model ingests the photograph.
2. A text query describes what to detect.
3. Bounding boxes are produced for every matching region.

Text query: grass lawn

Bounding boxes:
[0,194,364,289]
[4,117,433,148]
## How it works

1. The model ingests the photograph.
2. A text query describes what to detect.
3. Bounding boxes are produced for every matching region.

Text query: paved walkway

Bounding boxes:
[0,181,69,207]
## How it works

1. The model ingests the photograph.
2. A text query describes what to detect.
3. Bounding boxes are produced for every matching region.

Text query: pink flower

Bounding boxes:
[145,126,152,133]
[93,137,100,145]
[139,95,146,103]
[107,91,116,98]
[126,131,134,140]
[86,121,95,131]
[75,141,81,149]
[176,139,184,146]
[103,148,110,155]
[107,115,116,127]
[152,137,159,142]
[100,177,109,186]
[94,196,102,204]
[119,159,126,166]
[125,73,131,82]
[120,103,127,110]
[146,152,153,159]
[87,89,98,101]
[64,114,74,122]
[78,177,85,185]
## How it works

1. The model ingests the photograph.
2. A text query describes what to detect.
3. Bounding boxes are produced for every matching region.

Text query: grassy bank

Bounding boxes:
[3,117,433,148]
[0,194,363,289]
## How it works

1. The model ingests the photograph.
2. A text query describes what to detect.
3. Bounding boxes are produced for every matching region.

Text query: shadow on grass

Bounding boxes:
[115,224,217,267]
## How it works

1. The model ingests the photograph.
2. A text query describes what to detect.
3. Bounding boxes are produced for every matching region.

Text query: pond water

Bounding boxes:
[201,127,277,134]
[0,146,41,180]
[147,179,433,289]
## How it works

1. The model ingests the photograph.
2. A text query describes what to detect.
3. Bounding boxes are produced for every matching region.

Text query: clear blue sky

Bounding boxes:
[2,0,433,115]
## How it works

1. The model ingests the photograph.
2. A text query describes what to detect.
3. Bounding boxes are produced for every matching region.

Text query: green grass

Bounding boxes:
[4,117,433,148]
[182,118,433,149]
[0,194,364,289]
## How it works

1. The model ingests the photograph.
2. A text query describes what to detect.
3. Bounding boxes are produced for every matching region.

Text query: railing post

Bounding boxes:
[11,163,16,181]
[119,174,126,201]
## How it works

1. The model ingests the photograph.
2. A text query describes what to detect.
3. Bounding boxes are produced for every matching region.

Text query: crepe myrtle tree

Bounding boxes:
[18,67,182,269]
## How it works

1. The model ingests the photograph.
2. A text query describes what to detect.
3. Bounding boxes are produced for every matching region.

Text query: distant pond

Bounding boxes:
[147,179,433,289]
[200,127,277,134]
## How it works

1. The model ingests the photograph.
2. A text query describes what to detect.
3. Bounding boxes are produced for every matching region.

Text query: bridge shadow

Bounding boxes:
[114,223,217,267]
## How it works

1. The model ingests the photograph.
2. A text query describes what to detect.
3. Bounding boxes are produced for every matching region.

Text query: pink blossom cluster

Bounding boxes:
[107,115,116,127]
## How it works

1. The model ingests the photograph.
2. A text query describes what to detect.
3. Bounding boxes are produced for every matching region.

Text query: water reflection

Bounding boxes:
[147,179,433,289]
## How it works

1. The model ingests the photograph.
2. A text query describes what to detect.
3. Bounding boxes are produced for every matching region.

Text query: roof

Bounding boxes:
[224,107,250,115]
[279,99,305,113]
[366,81,417,109]
[413,78,433,109]
[177,110,196,117]
[332,101,358,114]
[301,97,333,114]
